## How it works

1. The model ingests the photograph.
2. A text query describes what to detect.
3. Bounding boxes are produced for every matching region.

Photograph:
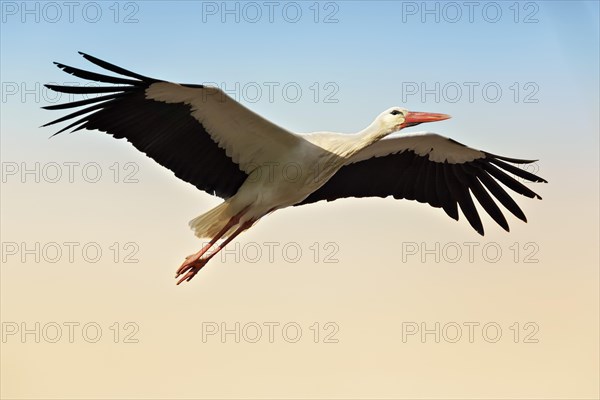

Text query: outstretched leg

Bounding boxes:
[176,207,248,280]
[176,216,255,285]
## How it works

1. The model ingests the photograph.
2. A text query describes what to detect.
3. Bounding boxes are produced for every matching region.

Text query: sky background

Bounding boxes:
[1,1,599,398]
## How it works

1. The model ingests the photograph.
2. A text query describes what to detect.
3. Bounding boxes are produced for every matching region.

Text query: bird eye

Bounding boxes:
[390,110,403,116]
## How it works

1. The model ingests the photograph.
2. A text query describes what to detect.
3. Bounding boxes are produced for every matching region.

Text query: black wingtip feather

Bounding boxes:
[487,157,547,184]
[77,52,157,83]
[461,165,510,232]
[53,61,143,86]
[43,99,118,127]
[446,165,484,235]
[44,83,135,94]
[484,152,539,164]
[41,92,128,111]
[435,163,459,221]
[480,161,542,200]
[476,172,528,223]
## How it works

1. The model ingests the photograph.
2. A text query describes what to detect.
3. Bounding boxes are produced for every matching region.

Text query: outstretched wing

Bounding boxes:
[298,132,547,235]
[43,52,302,198]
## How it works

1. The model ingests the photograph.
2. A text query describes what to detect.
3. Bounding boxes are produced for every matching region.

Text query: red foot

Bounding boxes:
[175,211,256,285]
[175,256,210,284]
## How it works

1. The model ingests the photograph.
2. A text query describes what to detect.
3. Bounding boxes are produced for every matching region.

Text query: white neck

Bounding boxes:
[304,119,391,162]
[337,120,389,159]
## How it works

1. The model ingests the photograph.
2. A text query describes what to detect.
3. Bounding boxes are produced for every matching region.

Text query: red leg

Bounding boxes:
[176,218,255,285]
[176,207,248,280]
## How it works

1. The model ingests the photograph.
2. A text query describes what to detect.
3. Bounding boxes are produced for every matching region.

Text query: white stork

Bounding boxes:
[43,53,547,284]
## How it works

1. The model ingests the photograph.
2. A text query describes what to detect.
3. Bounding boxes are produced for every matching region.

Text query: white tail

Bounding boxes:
[188,201,234,239]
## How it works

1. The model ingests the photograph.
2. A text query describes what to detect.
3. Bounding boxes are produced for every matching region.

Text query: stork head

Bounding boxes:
[376,107,451,136]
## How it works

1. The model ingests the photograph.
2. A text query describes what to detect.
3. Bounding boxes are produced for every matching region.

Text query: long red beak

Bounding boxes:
[402,111,451,128]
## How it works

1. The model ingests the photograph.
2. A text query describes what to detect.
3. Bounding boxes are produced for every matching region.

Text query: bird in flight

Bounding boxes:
[43,52,546,284]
